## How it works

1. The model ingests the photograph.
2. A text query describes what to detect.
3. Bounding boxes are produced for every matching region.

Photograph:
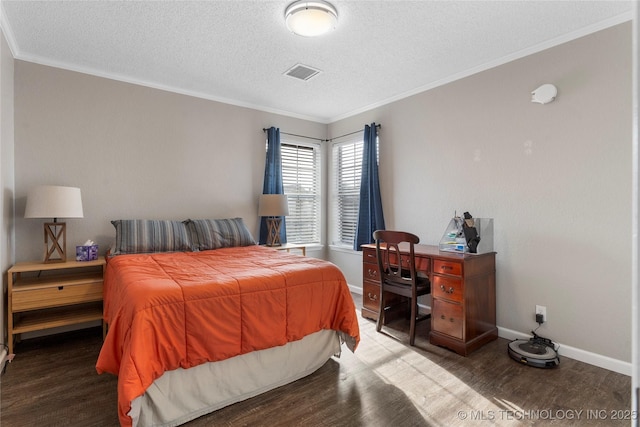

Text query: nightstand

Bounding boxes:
[260,243,307,256]
[7,257,106,354]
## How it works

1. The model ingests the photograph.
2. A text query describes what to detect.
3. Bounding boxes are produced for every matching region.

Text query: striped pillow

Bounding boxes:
[186,218,256,251]
[111,219,193,255]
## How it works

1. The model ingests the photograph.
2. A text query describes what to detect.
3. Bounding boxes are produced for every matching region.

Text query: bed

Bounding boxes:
[96,219,360,427]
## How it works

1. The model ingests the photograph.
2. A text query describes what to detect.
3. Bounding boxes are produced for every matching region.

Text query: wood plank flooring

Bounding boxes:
[0,293,631,426]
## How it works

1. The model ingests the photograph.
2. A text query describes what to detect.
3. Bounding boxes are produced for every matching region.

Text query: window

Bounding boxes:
[281,141,321,244]
[332,139,363,247]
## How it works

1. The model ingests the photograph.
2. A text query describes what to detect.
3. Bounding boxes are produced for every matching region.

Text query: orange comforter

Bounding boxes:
[96,246,360,426]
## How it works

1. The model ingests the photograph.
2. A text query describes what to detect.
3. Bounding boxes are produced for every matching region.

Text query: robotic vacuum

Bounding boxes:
[508,332,559,368]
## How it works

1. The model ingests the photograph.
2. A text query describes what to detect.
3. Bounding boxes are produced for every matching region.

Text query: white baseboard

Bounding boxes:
[349,285,631,376]
[349,284,363,295]
[498,327,631,376]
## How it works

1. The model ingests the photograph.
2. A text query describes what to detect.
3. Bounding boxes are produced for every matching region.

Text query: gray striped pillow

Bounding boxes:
[111,219,193,255]
[186,218,256,251]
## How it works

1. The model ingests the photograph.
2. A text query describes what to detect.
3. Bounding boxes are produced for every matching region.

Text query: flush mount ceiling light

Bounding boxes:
[285,1,338,37]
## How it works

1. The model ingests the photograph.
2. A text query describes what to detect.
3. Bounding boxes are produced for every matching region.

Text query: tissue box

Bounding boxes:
[76,245,98,261]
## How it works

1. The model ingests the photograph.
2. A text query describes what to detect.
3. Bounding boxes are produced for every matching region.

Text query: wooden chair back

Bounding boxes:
[373,230,420,290]
[373,229,431,346]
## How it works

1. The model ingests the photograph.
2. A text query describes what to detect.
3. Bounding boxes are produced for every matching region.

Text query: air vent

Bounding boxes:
[284,63,321,81]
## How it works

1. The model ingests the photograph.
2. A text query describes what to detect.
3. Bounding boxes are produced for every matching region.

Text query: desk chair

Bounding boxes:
[373,230,431,346]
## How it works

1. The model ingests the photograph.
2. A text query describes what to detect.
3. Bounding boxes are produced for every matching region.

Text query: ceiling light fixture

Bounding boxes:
[285,1,338,37]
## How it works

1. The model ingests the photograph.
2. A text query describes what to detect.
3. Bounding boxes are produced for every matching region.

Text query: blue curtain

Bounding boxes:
[259,127,287,244]
[354,123,385,250]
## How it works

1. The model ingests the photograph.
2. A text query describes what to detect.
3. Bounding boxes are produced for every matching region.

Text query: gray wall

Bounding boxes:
[329,22,632,367]
[13,62,327,262]
[8,22,633,371]
[632,0,639,414]
[1,29,15,350]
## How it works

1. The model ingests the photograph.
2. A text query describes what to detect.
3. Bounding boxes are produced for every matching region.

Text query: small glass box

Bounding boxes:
[76,245,99,261]
[439,216,493,254]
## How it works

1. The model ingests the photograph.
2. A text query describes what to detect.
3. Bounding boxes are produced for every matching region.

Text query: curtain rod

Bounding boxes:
[262,128,324,142]
[328,124,381,142]
[262,123,381,143]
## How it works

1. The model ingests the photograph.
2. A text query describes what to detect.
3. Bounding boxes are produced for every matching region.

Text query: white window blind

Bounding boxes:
[281,141,321,244]
[332,140,363,247]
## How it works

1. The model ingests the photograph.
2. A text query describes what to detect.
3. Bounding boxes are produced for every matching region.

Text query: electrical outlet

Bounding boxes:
[535,305,547,323]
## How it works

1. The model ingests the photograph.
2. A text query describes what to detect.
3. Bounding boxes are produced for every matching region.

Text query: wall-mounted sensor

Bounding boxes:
[531,84,557,104]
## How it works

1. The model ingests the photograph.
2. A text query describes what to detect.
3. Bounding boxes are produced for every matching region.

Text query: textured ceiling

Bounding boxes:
[0,1,633,123]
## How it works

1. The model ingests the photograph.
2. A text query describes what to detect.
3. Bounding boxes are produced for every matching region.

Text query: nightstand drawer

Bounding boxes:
[12,281,103,312]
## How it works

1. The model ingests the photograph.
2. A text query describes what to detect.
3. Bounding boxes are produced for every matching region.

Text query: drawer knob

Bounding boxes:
[439,314,454,322]
[367,269,377,277]
[439,285,454,294]
[58,286,64,290]
[367,292,378,301]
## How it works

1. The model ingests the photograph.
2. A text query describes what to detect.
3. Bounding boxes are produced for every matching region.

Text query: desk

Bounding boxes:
[261,243,306,256]
[361,243,497,356]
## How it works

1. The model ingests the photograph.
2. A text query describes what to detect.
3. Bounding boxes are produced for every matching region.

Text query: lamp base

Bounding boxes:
[265,217,283,247]
[43,222,67,263]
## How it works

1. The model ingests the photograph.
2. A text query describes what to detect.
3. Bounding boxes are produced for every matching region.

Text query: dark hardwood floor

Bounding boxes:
[1,293,631,426]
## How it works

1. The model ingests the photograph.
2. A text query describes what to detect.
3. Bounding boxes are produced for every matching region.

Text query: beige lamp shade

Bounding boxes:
[259,194,288,247]
[258,194,289,217]
[25,185,83,263]
[25,185,84,219]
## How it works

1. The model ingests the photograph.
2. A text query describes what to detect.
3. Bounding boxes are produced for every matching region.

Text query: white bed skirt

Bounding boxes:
[130,329,342,427]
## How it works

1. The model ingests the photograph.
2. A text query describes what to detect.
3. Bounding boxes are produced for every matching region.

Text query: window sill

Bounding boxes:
[298,243,323,251]
[328,245,360,254]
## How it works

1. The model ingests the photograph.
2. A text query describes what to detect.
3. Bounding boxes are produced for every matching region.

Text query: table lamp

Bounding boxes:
[259,194,289,246]
[24,185,84,263]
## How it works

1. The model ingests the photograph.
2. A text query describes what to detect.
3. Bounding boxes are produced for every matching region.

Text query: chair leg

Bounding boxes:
[409,299,417,346]
[376,290,385,332]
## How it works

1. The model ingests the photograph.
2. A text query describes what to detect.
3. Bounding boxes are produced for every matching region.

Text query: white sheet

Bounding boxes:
[130,329,342,427]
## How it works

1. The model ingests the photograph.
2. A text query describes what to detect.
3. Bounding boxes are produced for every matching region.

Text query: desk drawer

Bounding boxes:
[363,247,430,275]
[12,282,103,312]
[363,248,377,264]
[363,262,380,283]
[432,275,463,303]
[434,259,462,277]
[433,299,463,339]
[363,282,381,312]
[387,255,430,274]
